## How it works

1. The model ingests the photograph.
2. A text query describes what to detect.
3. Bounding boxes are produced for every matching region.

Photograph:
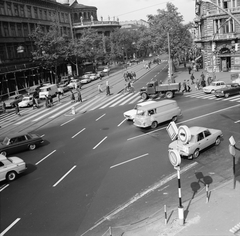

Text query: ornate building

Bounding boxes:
[194,0,240,72]
[0,0,120,98]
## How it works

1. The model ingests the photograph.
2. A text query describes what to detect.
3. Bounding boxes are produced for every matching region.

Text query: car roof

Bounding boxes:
[139,100,177,111]
[0,154,7,161]
[1,132,29,139]
[189,126,207,134]
[137,100,156,106]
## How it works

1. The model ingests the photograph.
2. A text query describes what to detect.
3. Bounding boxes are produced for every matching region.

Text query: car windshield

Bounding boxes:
[2,137,10,145]
[22,97,29,101]
[136,109,145,116]
[210,83,217,86]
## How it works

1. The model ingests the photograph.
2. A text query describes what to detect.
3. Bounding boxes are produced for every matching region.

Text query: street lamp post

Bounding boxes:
[167,32,172,82]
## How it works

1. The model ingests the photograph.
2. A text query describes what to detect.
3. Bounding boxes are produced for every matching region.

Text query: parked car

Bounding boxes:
[0,154,27,182]
[4,94,23,108]
[18,95,34,107]
[0,133,44,156]
[102,67,110,73]
[203,81,226,94]
[89,73,99,81]
[96,71,105,78]
[168,126,223,159]
[80,73,92,84]
[58,78,70,94]
[67,78,81,89]
[214,83,240,98]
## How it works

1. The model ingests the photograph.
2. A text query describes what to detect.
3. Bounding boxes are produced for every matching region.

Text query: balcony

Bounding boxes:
[73,20,120,29]
[203,6,240,17]
[194,33,240,42]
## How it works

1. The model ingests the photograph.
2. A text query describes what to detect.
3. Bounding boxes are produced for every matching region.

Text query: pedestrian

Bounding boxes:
[57,91,61,103]
[196,63,199,71]
[76,86,82,102]
[106,81,111,96]
[70,91,75,103]
[200,72,205,82]
[207,75,212,86]
[133,72,136,80]
[45,95,49,108]
[15,104,21,116]
[188,65,192,74]
[186,80,191,92]
[195,79,200,90]
[190,73,195,84]
[48,94,53,106]
[182,80,187,93]
[201,78,206,87]
[2,102,6,113]
[98,84,103,93]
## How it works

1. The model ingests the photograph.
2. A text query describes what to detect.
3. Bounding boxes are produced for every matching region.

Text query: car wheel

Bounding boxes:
[151,121,158,129]
[0,151,7,156]
[6,171,17,181]
[215,136,221,146]
[172,116,178,122]
[224,93,229,98]
[211,89,215,94]
[165,91,174,99]
[141,93,148,100]
[29,144,36,150]
[193,149,200,159]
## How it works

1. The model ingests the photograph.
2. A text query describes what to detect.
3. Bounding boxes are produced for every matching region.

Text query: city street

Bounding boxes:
[0,63,240,236]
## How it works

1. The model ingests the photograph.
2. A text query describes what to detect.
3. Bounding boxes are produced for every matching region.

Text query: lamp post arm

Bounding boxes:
[202,0,240,26]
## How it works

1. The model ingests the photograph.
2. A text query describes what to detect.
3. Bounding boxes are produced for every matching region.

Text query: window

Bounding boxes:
[39,9,42,19]
[148,109,155,116]
[17,136,26,142]
[0,162,4,167]
[17,23,22,36]
[10,23,16,36]
[0,2,5,15]
[19,5,24,17]
[3,22,9,37]
[34,8,38,18]
[23,23,28,37]
[6,3,12,16]
[14,4,19,16]
[65,13,69,23]
[44,10,47,20]
[204,130,211,137]
[27,6,32,18]
[10,137,18,144]
[197,132,204,141]
[48,11,52,20]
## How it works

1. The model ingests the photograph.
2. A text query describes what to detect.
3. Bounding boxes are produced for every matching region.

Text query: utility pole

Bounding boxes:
[167,32,172,82]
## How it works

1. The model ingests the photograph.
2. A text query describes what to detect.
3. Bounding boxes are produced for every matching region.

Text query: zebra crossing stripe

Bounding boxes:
[119,93,140,105]
[229,95,240,101]
[129,96,143,104]
[75,96,106,112]
[89,94,120,110]
[229,222,240,234]
[100,94,125,109]
[110,93,133,107]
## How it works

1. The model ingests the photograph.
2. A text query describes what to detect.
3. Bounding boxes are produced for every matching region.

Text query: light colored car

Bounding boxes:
[18,95,34,107]
[89,73,99,81]
[58,79,70,94]
[103,67,110,73]
[168,126,223,159]
[4,94,23,108]
[80,73,92,84]
[0,154,27,182]
[123,101,156,121]
[203,81,226,94]
[67,79,81,89]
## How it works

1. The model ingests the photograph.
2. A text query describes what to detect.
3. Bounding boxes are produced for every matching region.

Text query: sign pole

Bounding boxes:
[229,136,236,189]
[176,166,184,225]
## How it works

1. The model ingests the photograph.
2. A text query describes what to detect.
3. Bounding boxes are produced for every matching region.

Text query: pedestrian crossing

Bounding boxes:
[183,90,240,102]
[1,90,240,129]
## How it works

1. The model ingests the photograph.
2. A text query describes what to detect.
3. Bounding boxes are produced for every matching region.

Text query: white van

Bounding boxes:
[39,84,58,99]
[133,100,182,129]
[123,100,156,121]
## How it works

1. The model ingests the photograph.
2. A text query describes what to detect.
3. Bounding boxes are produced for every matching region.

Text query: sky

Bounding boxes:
[58,0,195,23]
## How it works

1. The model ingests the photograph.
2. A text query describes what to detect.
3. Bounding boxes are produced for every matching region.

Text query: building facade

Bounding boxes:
[0,0,120,99]
[194,0,240,72]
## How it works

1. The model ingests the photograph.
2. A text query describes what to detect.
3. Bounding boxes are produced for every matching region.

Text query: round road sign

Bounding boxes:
[168,149,181,167]
[178,125,191,144]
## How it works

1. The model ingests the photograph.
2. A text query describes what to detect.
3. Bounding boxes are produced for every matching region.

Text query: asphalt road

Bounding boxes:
[1,63,240,236]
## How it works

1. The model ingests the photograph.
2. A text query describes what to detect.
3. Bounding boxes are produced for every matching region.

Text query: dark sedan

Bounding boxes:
[215,83,240,98]
[0,133,44,156]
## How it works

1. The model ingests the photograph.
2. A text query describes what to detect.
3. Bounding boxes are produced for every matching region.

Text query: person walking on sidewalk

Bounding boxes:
[76,86,82,102]
[70,91,75,103]
[190,73,195,84]
[182,80,187,93]
[98,84,103,93]
[15,104,21,116]
[57,91,61,103]
[186,80,191,92]
[106,81,111,96]
[188,65,192,74]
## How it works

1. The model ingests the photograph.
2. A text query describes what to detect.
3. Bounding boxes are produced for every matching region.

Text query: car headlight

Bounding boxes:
[221,91,224,93]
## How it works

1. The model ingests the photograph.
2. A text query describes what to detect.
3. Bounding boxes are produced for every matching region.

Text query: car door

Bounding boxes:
[196,132,209,150]
[10,136,28,154]
[0,161,6,181]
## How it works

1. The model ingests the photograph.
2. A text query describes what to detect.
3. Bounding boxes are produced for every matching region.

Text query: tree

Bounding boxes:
[148,2,193,69]
[30,21,68,83]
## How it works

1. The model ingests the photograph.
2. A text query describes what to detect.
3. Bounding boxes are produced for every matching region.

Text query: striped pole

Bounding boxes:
[109,226,112,236]
[206,184,209,203]
[164,205,167,225]
[176,166,184,225]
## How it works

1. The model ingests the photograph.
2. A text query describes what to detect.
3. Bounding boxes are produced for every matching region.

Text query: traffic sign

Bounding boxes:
[178,125,191,144]
[229,136,236,146]
[169,149,181,167]
[229,144,236,156]
[166,121,178,141]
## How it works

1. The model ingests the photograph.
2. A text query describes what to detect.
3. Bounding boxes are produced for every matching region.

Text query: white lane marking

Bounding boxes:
[81,162,198,235]
[35,150,56,165]
[0,184,9,192]
[90,94,119,110]
[110,93,133,107]
[48,102,79,119]
[93,136,107,149]
[72,128,86,138]
[100,94,126,108]
[40,134,45,138]
[119,93,140,105]
[128,104,240,141]
[53,165,76,187]
[60,118,75,126]
[0,218,21,236]
[15,102,71,124]
[110,153,149,169]
[234,120,240,123]
[129,96,143,104]
[96,114,105,121]
[117,118,127,127]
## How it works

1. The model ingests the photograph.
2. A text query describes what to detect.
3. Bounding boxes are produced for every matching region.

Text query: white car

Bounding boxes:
[103,67,110,73]
[123,101,156,121]
[89,73,99,81]
[203,81,226,94]
[80,73,92,84]
[18,96,34,107]
[0,154,27,181]
[67,79,81,89]
[168,126,223,159]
